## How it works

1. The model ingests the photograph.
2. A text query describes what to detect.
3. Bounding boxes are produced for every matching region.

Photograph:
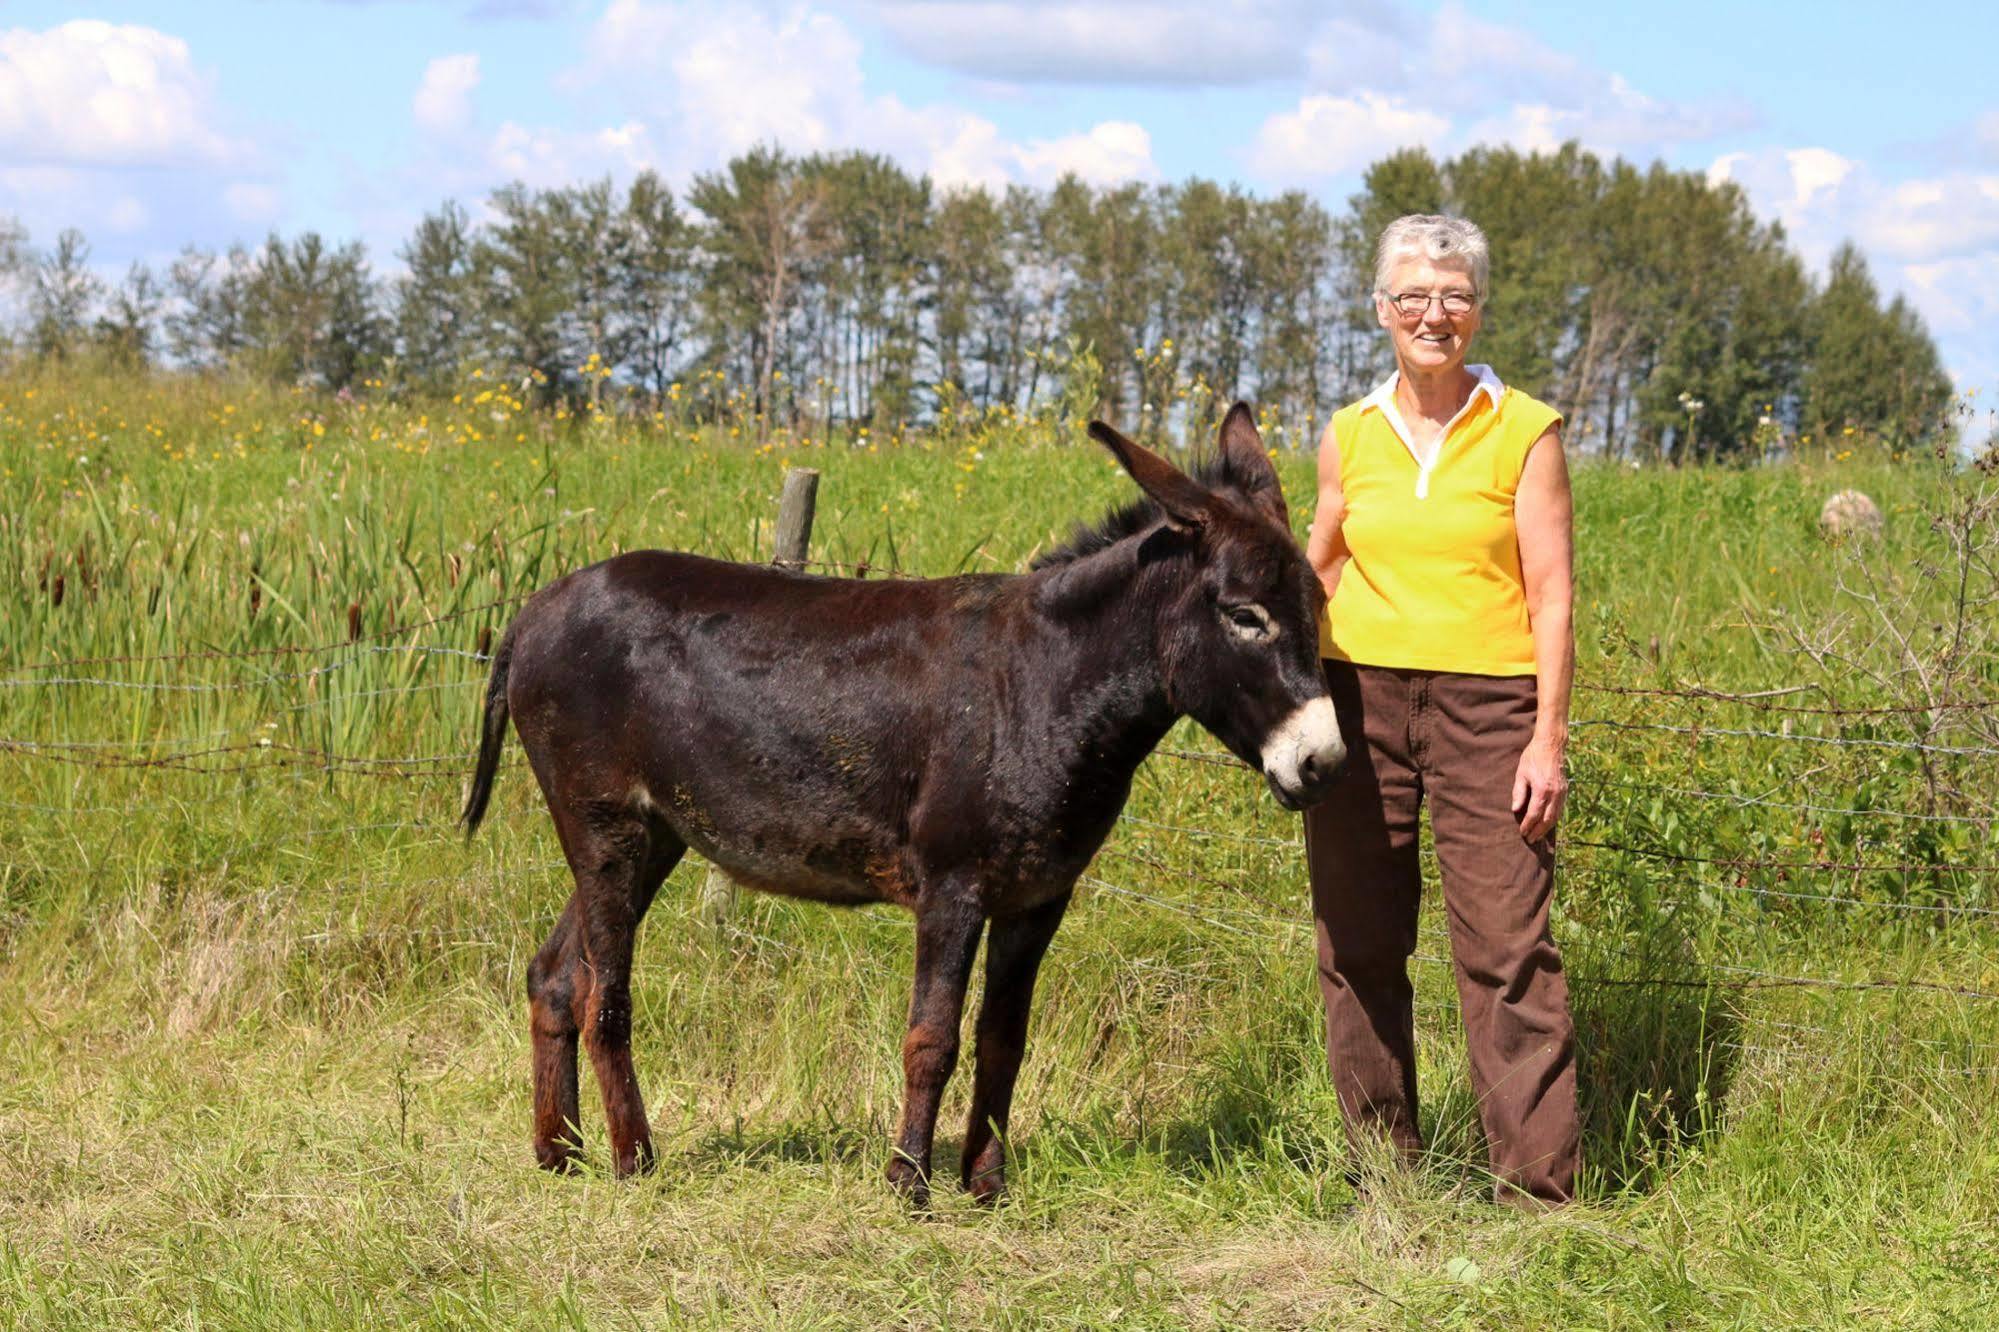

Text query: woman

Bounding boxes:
[1304,214,1578,1207]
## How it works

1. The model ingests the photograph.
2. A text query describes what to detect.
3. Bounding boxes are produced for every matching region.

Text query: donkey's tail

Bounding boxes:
[460,619,518,839]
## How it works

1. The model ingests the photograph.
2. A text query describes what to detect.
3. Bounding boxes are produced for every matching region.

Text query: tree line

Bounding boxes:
[0,141,1956,458]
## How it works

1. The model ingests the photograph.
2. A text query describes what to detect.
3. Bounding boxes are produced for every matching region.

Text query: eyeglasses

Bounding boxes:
[1386,291,1478,318]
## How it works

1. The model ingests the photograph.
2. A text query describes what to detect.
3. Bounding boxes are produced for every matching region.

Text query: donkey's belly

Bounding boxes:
[636,774,915,908]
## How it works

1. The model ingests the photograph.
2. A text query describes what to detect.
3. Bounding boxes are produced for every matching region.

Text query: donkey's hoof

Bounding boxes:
[885,1158,932,1210]
[612,1139,658,1180]
[964,1167,1007,1207]
[534,1141,583,1175]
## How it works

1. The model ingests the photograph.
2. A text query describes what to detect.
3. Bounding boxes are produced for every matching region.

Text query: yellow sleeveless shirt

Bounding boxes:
[1318,366,1560,676]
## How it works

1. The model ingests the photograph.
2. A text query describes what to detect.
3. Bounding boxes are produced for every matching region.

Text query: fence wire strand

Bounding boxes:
[7,629,1999,1054]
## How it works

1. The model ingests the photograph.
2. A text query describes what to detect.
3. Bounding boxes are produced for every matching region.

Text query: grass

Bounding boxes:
[2,368,1997,1328]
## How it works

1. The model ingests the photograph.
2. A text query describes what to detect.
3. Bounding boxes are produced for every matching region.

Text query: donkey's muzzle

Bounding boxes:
[1260,696,1347,810]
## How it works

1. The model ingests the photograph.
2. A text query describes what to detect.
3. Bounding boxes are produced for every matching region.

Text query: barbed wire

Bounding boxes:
[1587,779,1994,826]
[1116,812,1301,849]
[4,594,529,673]
[1719,1041,1999,1078]
[0,738,479,776]
[1564,837,1999,882]
[6,634,1998,1042]
[0,643,496,694]
[1577,682,1999,716]
[1573,718,1999,758]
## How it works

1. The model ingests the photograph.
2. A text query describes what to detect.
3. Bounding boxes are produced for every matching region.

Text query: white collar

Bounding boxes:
[1360,364,1505,499]
[1359,364,1505,415]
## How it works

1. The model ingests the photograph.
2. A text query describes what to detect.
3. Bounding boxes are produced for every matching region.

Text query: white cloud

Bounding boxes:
[105,196,149,234]
[574,3,864,159]
[915,114,1158,190]
[224,182,285,225]
[1015,121,1157,185]
[1787,147,1854,209]
[1247,93,1447,183]
[921,118,1013,192]
[485,119,658,188]
[865,0,1312,85]
[666,8,864,155]
[1708,146,1999,394]
[0,20,242,167]
[1903,254,1999,397]
[556,2,1155,190]
[1711,147,1999,266]
[414,53,481,135]
[1306,1,1581,116]
[1303,3,1750,164]
[1862,174,1999,260]
[1707,146,1854,219]
[1459,74,1752,160]
[1902,253,1999,340]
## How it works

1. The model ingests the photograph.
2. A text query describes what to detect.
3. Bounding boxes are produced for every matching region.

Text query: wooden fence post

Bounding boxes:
[701,466,821,929]
[773,467,820,568]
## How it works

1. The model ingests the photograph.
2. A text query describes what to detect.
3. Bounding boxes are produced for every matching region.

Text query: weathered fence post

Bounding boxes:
[773,466,820,568]
[701,467,821,929]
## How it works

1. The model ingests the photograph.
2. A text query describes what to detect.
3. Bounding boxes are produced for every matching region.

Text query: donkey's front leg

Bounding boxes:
[961,892,1070,1204]
[886,897,985,1207]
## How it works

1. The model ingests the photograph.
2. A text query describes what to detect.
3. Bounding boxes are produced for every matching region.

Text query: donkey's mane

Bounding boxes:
[1031,451,1263,570]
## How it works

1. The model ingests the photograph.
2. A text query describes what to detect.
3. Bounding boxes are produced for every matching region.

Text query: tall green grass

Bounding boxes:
[3,369,1996,1328]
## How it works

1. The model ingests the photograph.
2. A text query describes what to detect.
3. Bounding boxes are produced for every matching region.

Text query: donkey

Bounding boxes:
[460,404,1345,1204]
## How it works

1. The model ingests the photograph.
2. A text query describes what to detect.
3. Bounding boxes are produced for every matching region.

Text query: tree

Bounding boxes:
[95,263,163,369]
[395,201,477,390]
[30,229,101,360]
[240,232,385,389]
[472,184,578,405]
[689,146,832,434]
[815,152,929,426]
[618,170,696,401]
[1248,191,1336,434]
[1801,244,1951,443]
[165,245,254,370]
[1443,144,1596,400]
[544,179,630,409]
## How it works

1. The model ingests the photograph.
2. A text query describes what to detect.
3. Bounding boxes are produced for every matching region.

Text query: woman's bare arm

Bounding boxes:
[1512,424,1573,843]
[1305,419,1349,604]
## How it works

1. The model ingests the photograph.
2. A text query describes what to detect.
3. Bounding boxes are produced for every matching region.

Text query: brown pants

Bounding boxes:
[1303,659,1578,1204]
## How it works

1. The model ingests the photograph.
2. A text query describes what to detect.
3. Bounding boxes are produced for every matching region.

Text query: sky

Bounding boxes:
[2,0,1995,394]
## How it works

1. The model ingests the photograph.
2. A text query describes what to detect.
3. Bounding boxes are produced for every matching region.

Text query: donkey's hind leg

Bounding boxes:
[572,815,683,1178]
[528,896,589,1172]
[531,815,683,1177]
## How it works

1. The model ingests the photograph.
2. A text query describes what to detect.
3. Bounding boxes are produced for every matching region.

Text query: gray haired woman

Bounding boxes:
[1304,214,1579,1207]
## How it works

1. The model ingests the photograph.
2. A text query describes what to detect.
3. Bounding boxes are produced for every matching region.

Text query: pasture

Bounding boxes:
[3,371,1997,1329]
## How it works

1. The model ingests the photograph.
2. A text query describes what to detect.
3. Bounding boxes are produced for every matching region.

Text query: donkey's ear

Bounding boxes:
[1217,402,1288,525]
[1088,419,1212,530]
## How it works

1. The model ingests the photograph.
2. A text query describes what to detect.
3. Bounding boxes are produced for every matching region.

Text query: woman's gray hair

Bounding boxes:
[1373,214,1490,302]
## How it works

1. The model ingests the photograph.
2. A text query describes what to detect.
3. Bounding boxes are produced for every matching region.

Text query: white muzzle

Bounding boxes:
[1259,696,1346,806]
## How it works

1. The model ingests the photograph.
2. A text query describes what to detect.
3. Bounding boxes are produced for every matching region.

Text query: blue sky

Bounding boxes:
[3,1,1996,394]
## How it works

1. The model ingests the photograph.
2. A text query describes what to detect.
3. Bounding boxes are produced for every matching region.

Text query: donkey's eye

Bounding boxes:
[1222,603,1277,643]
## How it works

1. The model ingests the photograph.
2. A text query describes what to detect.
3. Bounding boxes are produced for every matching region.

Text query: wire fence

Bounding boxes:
[6,569,1998,1080]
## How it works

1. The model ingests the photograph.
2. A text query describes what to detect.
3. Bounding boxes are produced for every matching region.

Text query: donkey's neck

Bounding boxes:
[1023,529,1184,775]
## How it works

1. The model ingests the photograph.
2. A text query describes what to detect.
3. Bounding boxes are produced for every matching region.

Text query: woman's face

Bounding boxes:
[1375,258,1482,374]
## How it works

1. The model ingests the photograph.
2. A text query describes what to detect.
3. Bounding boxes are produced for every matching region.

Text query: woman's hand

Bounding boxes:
[1511,736,1567,843]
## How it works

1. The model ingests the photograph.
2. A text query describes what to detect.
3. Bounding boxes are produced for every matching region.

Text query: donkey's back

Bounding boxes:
[477,549,1052,910]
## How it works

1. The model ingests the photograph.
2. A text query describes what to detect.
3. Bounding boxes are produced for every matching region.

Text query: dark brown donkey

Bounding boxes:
[460,405,1345,1203]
